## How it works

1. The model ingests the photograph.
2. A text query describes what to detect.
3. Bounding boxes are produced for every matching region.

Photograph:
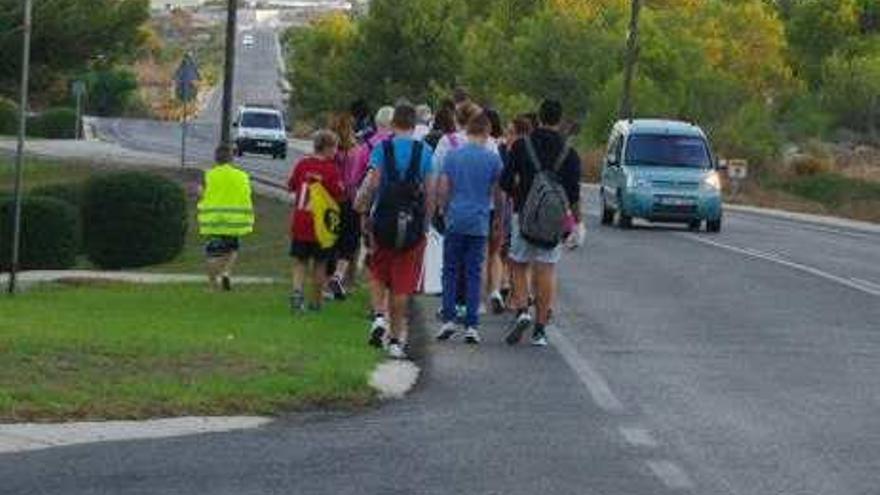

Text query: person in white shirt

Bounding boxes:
[432,102,498,174]
[413,104,432,141]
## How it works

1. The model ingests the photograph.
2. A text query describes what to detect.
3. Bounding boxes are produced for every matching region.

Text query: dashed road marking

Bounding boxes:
[647,460,695,490]
[551,330,625,414]
[686,235,880,298]
[619,426,659,448]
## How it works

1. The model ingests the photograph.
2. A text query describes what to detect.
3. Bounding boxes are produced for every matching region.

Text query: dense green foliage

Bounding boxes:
[83,67,140,117]
[0,96,17,135]
[82,171,187,269]
[27,107,77,139]
[286,0,880,162]
[0,196,79,270]
[0,0,149,104]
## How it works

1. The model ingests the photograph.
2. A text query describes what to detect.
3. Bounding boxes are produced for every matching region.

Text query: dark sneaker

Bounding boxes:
[328,276,346,301]
[531,328,548,347]
[307,302,322,312]
[505,312,532,346]
[369,315,388,348]
[221,275,232,292]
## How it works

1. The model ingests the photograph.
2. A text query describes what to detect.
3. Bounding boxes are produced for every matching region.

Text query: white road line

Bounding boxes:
[686,235,880,298]
[619,426,659,448]
[851,277,880,292]
[551,330,625,414]
[646,460,695,490]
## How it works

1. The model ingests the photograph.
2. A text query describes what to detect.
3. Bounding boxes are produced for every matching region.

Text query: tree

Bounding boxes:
[785,0,860,84]
[353,0,468,104]
[0,0,149,101]
[286,13,359,118]
[821,52,880,137]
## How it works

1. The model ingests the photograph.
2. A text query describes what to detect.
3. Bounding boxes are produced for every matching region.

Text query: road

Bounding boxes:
[6,9,880,495]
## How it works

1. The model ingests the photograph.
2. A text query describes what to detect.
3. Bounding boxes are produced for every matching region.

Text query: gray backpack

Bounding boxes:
[520,137,570,248]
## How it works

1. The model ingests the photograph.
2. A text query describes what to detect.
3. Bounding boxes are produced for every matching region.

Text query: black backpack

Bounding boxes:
[372,140,426,250]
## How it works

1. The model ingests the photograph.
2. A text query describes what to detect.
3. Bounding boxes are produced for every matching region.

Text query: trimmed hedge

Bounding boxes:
[31,182,86,253]
[0,97,17,135]
[83,171,187,269]
[28,107,77,139]
[0,196,80,270]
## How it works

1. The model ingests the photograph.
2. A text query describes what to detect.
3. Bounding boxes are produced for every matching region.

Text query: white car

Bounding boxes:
[233,105,289,160]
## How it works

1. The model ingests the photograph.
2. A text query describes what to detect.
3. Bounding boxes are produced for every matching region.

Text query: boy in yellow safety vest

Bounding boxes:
[197,145,255,291]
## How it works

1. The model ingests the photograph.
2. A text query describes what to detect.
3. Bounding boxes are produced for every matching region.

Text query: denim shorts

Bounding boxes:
[508,215,561,264]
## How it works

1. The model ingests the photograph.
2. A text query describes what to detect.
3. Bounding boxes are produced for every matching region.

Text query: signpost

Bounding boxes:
[724,159,749,196]
[175,54,200,169]
[7,0,32,295]
[72,80,86,140]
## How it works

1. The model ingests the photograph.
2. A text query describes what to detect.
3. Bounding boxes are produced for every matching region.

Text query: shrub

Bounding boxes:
[31,182,86,253]
[0,97,18,135]
[789,154,834,176]
[0,196,80,270]
[83,68,139,117]
[30,182,85,210]
[28,108,78,139]
[82,171,187,269]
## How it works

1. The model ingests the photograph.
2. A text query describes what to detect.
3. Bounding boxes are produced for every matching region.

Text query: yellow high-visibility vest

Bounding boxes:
[197,164,255,236]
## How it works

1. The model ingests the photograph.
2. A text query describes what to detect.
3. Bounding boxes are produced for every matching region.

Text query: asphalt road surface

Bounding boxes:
[9,10,880,495]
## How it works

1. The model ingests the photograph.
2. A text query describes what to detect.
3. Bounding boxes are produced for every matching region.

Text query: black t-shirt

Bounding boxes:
[500,128,582,213]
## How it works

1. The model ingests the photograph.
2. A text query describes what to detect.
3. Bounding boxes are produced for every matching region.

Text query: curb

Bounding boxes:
[0,417,271,455]
[580,183,879,234]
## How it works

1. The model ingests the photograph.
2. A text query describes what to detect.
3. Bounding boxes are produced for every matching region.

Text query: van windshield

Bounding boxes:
[241,112,281,130]
[625,135,711,168]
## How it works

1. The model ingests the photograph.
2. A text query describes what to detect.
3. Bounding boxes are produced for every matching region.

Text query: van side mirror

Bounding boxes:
[607,155,619,167]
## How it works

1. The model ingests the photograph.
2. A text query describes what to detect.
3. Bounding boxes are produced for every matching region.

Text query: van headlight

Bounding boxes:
[702,171,721,191]
[626,175,649,189]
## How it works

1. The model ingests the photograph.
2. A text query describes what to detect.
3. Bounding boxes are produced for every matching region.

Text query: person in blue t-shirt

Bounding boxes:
[354,103,435,360]
[435,112,503,345]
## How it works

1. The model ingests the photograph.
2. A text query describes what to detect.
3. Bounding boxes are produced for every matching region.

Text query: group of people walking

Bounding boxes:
[198,93,585,361]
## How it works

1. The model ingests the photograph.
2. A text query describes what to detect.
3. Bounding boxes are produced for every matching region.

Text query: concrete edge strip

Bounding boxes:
[368,360,421,400]
[580,182,879,234]
[0,417,271,455]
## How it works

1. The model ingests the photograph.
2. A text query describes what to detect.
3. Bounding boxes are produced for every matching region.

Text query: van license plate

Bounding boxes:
[657,196,695,206]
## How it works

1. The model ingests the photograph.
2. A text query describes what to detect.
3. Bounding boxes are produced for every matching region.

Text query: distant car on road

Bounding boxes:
[233,105,289,160]
[600,119,724,232]
[242,34,255,47]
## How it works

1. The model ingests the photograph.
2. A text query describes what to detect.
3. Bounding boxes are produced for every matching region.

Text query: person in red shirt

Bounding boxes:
[288,130,345,312]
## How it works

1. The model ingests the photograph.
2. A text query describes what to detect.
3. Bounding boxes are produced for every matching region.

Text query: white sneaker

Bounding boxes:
[387,340,406,359]
[436,321,458,341]
[490,291,506,314]
[463,327,481,345]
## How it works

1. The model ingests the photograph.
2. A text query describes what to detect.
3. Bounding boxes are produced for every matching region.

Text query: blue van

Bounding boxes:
[600,119,723,232]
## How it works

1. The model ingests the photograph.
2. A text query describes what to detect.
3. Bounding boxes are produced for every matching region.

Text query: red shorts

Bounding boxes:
[369,237,426,296]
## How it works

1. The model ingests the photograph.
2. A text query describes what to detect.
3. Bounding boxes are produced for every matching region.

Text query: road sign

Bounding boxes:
[72,80,86,98]
[727,159,748,180]
[174,54,200,103]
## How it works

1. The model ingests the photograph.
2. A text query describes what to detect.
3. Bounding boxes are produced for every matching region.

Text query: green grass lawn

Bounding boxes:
[0,284,381,422]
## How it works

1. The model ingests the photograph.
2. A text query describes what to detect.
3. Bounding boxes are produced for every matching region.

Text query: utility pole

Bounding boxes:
[7,0,33,295]
[219,0,238,148]
[619,0,642,120]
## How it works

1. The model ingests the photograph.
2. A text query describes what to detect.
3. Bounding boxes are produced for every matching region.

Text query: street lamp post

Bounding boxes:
[620,0,642,120]
[7,0,33,295]
[219,0,238,148]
